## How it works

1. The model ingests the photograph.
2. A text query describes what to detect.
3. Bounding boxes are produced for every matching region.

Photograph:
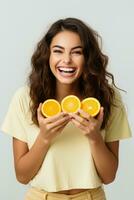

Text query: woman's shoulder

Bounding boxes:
[13,85,30,98]
[11,85,31,112]
[112,86,124,107]
[105,86,132,141]
[108,85,127,122]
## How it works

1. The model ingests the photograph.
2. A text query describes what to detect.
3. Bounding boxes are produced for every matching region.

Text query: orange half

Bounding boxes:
[81,97,100,117]
[61,95,81,113]
[41,99,61,118]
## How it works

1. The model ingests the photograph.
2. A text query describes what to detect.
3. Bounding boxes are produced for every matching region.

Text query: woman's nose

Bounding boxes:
[62,53,72,64]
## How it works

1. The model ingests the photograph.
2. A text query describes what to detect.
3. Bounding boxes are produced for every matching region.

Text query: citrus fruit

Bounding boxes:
[41,99,61,117]
[61,95,81,113]
[81,97,100,117]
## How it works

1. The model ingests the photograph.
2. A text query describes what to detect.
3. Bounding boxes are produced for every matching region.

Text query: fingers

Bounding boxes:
[78,109,90,120]
[70,107,104,133]
[96,107,104,124]
[69,111,89,126]
[48,115,70,130]
[46,112,69,123]
[71,118,87,132]
[37,103,70,133]
[37,103,68,123]
[37,102,104,135]
[50,120,69,133]
[73,107,104,125]
[47,120,69,140]
[37,103,42,117]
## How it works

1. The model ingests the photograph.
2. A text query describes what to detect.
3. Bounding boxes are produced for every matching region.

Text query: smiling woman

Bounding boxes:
[1,17,131,200]
[49,31,84,85]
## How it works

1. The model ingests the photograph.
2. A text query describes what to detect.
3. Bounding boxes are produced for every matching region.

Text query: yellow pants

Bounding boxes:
[25,187,106,200]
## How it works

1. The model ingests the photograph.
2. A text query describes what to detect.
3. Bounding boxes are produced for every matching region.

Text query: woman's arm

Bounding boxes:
[13,105,70,184]
[70,107,119,184]
[13,134,50,184]
[88,136,119,184]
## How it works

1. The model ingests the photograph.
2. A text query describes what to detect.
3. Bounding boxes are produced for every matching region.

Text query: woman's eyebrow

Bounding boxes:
[52,45,64,49]
[52,45,83,50]
[71,46,83,50]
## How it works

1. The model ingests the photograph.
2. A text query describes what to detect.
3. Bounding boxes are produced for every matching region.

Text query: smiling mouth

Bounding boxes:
[57,67,76,74]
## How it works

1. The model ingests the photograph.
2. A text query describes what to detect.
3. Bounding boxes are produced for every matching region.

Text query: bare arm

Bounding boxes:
[88,136,119,184]
[13,134,50,184]
[70,108,119,184]
[13,104,70,184]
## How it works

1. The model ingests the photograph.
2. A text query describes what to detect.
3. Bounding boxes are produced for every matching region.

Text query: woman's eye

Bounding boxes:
[53,50,62,53]
[72,51,82,55]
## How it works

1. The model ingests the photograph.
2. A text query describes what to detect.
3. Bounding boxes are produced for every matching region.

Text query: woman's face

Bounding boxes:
[49,30,85,85]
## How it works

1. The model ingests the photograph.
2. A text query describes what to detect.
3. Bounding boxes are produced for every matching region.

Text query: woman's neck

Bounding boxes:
[55,82,80,102]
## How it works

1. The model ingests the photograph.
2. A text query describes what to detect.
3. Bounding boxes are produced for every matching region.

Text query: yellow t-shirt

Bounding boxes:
[1,86,131,192]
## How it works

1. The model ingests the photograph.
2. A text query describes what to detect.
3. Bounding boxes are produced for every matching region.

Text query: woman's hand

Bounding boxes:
[69,107,104,141]
[37,103,70,143]
[70,107,119,184]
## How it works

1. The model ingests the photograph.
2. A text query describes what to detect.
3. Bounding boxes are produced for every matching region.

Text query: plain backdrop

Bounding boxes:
[0,0,133,199]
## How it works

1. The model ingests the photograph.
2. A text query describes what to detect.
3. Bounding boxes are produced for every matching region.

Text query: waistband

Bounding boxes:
[25,186,106,200]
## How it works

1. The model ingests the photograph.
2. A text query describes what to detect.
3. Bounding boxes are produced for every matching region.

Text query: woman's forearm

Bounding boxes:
[14,133,51,184]
[88,134,119,184]
[14,112,70,184]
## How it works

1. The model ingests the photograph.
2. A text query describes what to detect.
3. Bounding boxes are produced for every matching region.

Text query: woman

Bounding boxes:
[1,18,131,200]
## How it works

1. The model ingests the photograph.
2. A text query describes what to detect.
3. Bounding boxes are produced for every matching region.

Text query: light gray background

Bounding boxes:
[0,0,133,199]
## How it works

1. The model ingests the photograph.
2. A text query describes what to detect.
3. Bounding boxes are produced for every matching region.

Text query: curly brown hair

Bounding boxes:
[28,17,117,129]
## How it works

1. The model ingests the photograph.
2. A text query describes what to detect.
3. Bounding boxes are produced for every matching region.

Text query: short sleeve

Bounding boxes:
[105,89,132,142]
[1,87,29,142]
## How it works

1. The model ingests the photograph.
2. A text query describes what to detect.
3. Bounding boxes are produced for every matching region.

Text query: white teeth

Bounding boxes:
[58,67,76,72]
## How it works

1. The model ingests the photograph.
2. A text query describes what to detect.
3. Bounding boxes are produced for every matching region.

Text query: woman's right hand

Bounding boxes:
[37,103,70,144]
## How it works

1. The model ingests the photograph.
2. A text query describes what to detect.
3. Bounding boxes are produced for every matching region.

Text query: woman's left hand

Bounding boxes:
[69,107,104,140]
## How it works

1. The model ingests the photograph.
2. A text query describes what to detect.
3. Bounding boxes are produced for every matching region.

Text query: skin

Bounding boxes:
[13,30,119,195]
